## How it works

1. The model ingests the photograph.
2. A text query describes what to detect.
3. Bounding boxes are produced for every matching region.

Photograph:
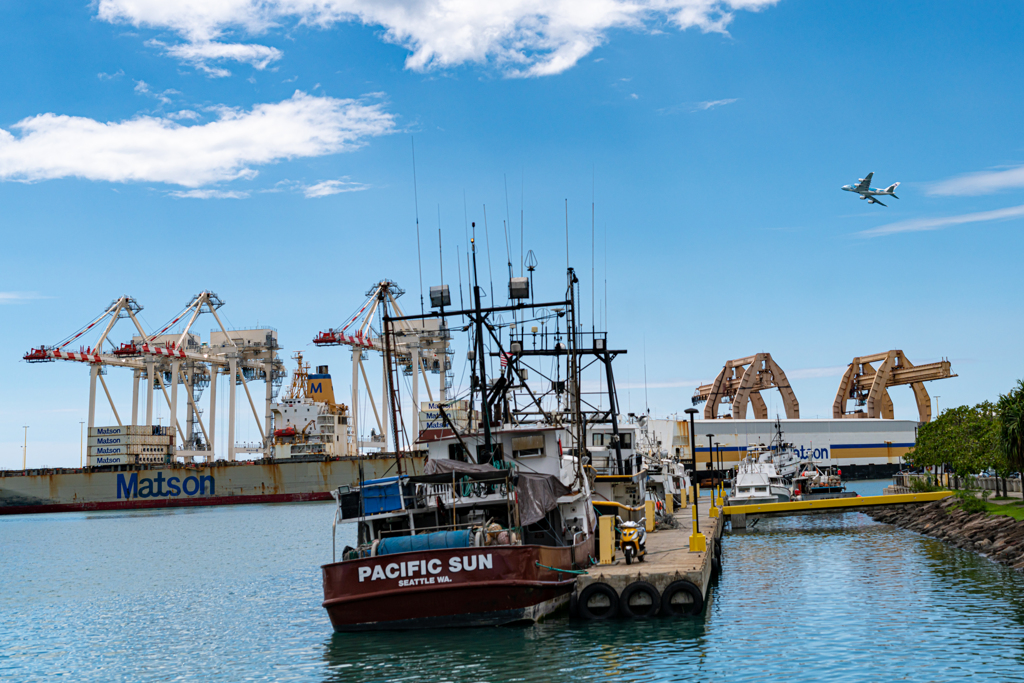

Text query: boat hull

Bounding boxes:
[0,455,423,515]
[322,536,594,631]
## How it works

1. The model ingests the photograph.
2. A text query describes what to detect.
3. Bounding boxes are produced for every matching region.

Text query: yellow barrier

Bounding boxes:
[722,491,952,516]
[666,492,674,514]
[645,500,655,533]
[599,515,615,565]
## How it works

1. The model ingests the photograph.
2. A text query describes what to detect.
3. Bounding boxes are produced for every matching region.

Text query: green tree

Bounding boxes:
[909,402,1001,477]
[998,379,1024,471]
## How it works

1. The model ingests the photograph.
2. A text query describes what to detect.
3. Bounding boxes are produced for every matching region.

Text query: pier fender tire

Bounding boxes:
[619,581,660,620]
[713,538,723,573]
[577,583,619,621]
[570,590,579,619]
[661,580,704,617]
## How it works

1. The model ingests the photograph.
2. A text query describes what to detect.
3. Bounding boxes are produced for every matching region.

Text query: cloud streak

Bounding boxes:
[96,0,780,77]
[929,165,1024,196]
[858,204,1024,238]
[0,292,48,304]
[303,178,368,198]
[0,91,395,188]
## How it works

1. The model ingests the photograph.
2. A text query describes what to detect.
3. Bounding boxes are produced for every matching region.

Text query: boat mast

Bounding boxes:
[471,237,494,463]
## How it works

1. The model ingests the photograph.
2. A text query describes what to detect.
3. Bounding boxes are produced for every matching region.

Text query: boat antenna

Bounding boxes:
[592,166,595,335]
[520,170,524,277]
[412,136,423,314]
[564,199,569,272]
[483,205,495,304]
[456,245,465,310]
[643,334,650,417]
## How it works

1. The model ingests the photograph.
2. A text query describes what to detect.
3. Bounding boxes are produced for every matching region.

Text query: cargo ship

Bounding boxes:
[2,355,424,515]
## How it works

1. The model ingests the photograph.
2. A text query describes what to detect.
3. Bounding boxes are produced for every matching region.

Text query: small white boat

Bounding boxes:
[727,452,791,505]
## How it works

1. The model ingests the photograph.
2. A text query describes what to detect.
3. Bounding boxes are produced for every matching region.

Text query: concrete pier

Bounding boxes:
[574,506,724,619]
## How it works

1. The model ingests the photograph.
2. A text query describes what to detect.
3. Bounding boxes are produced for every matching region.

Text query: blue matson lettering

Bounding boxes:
[116,473,215,499]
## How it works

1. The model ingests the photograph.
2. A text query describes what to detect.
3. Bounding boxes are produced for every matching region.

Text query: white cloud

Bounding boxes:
[134,80,179,105]
[97,69,125,80]
[303,178,369,198]
[0,91,395,188]
[149,39,282,76]
[858,204,1024,238]
[929,165,1024,196]
[788,366,847,380]
[96,0,780,77]
[694,97,738,110]
[657,97,739,114]
[169,189,249,199]
[0,292,47,304]
[167,109,201,121]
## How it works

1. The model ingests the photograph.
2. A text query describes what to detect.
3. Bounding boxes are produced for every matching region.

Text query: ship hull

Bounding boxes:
[322,536,594,631]
[0,455,424,515]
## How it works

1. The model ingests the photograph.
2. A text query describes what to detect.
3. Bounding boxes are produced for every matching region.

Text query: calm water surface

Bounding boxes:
[3,479,1024,682]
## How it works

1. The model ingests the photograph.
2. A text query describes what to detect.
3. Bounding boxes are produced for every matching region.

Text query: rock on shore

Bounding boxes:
[868,497,1024,570]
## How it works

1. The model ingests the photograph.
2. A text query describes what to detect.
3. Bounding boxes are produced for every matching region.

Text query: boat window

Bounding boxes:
[621,433,633,449]
[755,487,767,493]
[448,443,469,463]
[475,443,504,465]
[592,433,605,447]
[512,434,545,459]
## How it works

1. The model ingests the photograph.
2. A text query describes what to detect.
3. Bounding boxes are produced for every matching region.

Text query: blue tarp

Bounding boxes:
[376,530,474,556]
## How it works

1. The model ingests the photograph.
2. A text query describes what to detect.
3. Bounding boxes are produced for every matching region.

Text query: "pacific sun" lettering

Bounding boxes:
[357,553,493,584]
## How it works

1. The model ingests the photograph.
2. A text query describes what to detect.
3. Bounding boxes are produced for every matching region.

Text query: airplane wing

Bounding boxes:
[855,172,873,192]
[869,196,887,207]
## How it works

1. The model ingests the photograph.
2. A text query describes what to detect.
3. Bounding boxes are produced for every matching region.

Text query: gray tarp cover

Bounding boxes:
[410,459,572,527]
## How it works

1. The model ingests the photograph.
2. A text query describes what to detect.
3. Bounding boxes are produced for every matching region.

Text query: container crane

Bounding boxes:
[24,292,284,462]
[313,279,449,454]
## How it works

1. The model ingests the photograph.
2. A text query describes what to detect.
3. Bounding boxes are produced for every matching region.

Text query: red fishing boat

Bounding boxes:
[320,257,621,630]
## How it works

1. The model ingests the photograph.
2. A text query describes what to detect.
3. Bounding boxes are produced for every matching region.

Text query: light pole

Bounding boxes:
[685,408,706,552]
[22,425,28,470]
[80,421,85,468]
[935,396,941,419]
[715,441,722,501]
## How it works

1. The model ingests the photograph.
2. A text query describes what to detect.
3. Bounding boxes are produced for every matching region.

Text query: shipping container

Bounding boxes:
[88,454,134,466]
[88,435,172,447]
[89,444,173,456]
[89,425,170,437]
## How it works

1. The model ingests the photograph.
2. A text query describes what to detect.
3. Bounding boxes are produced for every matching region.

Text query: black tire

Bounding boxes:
[624,551,632,566]
[660,580,704,617]
[619,581,660,619]
[638,552,645,563]
[570,590,579,619]
[577,583,619,620]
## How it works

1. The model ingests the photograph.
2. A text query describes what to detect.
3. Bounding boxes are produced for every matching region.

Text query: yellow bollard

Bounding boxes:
[599,515,615,565]
[666,492,674,514]
[645,500,656,533]
[689,501,707,552]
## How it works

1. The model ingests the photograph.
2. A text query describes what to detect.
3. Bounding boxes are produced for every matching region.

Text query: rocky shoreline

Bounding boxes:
[867,497,1024,571]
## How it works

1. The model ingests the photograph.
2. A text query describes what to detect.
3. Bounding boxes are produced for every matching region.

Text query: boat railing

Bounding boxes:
[419,481,510,508]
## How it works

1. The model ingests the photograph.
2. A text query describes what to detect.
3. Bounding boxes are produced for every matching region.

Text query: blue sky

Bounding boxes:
[2,1,1023,468]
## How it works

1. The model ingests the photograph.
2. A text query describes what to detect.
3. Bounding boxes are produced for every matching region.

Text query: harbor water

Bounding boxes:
[4,480,1024,682]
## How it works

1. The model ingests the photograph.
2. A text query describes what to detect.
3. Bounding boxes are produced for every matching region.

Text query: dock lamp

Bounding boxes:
[685,408,707,552]
[707,434,719,518]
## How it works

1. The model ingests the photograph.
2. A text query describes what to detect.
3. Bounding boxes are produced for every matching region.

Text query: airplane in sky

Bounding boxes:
[841,172,900,206]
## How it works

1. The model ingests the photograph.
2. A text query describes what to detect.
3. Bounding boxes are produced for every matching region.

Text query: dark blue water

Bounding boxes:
[3,480,1024,682]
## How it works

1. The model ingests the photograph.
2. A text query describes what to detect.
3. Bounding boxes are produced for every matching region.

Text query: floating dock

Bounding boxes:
[723,491,952,528]
[575,505,724,619]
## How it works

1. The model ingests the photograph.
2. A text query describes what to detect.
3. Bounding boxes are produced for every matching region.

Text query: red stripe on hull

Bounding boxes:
[0,491,334,516]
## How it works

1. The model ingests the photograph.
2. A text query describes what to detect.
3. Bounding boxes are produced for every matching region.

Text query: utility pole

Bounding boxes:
[22,425,28,470]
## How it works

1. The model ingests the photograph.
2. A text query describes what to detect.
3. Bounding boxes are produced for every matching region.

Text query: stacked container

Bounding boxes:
[87,425,175,466]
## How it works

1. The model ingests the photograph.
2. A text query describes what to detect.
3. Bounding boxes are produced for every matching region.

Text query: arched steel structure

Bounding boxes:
[692,353,799,420]
[832,350,955,423]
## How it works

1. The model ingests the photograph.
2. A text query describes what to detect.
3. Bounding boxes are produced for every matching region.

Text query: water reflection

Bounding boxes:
[6,487,1024,682]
